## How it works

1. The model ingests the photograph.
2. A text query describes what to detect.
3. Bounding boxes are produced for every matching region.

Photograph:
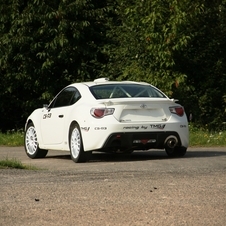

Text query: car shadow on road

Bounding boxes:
[183,150,226,158]
[45,148,226,163]
[90,150,226,162]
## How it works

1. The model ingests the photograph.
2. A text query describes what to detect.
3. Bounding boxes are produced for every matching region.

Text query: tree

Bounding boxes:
[105,0,226,129]
[173,0,226,129]
[1,0,226,131]
[104,0,202,92]
[0,0,110,131]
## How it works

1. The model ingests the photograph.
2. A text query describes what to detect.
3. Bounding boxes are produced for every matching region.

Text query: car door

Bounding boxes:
[40,87,80,145]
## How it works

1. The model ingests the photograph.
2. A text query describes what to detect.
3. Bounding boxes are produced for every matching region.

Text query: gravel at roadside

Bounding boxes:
[0,146,226,225]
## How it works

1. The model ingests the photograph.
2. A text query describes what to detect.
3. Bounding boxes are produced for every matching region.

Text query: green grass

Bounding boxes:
[189,124,226,147]
[0,129,24,146]
[0,130,37,169]
[0,126,225,169]
[0,157,38,170]
[0,126,226,148]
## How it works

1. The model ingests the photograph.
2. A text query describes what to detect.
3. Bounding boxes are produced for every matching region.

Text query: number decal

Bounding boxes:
[43,113,52,119]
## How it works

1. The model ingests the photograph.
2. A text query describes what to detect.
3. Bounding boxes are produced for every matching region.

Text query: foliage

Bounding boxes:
[0,0,226,131]
[1,127,226,147]
[105,0,201,92]
[104,0,226,130]
[0,0,110,131]
[173,0,226,130]
[0,130,24,146]
[189,124,226,147]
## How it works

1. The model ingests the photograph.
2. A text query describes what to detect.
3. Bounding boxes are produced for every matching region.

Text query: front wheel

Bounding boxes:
[69,123,91,163]
[24,123,48,158]
[165,147,187,158]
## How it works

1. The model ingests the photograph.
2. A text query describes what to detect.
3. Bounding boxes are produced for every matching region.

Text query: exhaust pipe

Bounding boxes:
[164,136,178,149]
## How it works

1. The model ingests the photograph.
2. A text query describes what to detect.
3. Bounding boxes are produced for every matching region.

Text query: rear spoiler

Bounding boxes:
[96,98,176,106]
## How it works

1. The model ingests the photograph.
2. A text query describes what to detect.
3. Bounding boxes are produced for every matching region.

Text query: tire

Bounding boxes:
[24,123,48,159]
[69,123,90,163]
[165,146,187,158]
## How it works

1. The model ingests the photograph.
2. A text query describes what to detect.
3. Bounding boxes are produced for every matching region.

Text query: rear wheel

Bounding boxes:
[69,123,90,163]
[165,147,187,157]
[24,123,48,158]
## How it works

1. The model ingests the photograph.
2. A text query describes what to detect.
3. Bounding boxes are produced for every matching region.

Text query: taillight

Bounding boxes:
[169,106,184,117]
[90,108,115,118]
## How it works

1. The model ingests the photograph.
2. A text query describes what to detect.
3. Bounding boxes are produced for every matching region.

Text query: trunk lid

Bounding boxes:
[99,98,174,122]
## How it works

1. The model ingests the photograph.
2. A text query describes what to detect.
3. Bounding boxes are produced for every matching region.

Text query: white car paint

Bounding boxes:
[24,79,189,162]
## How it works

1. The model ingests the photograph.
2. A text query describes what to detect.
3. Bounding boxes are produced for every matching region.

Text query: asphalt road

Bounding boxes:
[0,146,226,226]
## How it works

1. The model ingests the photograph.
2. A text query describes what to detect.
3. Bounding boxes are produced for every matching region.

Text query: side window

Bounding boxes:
[49,87,81,108]
[70,90,81,105]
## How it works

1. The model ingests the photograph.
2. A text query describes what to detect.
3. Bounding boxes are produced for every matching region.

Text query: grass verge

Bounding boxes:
[0,157,38,170]
[189,124,226,147]
[0,125,226,147]
[0,130,24,146]
[0,126,225,169]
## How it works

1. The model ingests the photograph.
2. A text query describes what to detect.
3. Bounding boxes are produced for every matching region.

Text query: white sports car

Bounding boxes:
[24,78,189,163]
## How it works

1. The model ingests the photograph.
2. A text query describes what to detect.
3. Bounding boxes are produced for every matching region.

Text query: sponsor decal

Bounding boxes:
[94,127,107,130]
[120,119,131,122]
[81,127,90,132]
[150,124,166,129]
[123,126,140,130]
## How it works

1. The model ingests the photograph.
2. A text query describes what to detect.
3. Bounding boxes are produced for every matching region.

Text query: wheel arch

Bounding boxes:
[68,120,80,144]
[24,121,48,159]
[25,119,33,130]
[25,119,43,147]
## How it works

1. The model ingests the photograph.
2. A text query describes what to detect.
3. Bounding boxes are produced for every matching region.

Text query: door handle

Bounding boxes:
[58,115,64,118]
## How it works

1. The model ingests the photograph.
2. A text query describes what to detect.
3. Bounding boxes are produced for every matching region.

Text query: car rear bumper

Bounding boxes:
[81,118,189,151]
[100,131,184,152]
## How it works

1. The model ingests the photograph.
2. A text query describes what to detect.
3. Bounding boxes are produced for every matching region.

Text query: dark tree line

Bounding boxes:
[0,0,226,131]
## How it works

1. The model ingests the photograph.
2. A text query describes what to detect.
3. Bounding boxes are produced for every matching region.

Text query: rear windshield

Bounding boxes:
[90,84,166,99]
